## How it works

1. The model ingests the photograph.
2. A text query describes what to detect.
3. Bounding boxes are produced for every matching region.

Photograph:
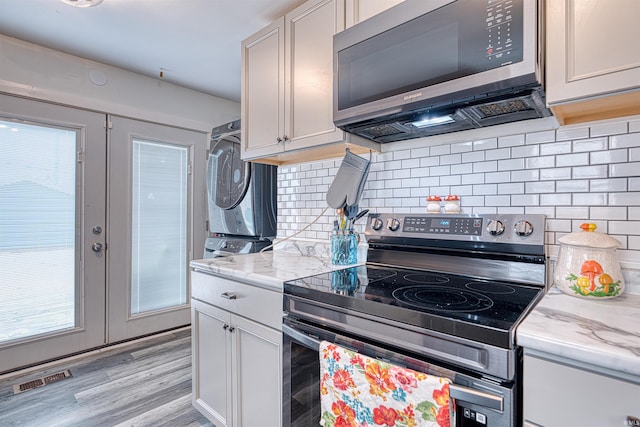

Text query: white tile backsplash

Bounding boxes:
[276,116,640,273]
[591,121,628,137]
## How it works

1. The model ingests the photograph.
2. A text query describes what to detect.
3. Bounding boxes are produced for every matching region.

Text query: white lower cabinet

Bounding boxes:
[523,352,640,426]
[191,272,282,427]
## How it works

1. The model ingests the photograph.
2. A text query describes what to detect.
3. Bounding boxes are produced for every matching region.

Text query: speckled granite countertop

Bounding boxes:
[517,287,640,380]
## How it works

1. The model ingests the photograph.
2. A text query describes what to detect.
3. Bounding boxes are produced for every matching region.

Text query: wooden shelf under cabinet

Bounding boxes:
[551,90,640,126]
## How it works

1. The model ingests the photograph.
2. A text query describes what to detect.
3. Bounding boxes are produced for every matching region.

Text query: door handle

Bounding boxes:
[91,243,103,253]
[282,323,321,352]
[449,383,503,411]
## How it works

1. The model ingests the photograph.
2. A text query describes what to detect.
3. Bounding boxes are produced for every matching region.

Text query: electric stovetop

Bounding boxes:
[284,264,544,349]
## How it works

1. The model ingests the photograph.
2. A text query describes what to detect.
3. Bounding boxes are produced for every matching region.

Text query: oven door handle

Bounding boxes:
[449,383,503,411]
[282,323,321,352]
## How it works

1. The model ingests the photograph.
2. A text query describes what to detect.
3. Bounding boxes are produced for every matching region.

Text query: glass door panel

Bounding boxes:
[0,94,106,374]
[131,139,188,314]
[0,120,77,343]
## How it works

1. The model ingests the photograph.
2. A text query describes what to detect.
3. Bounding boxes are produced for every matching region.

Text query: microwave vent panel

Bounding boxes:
[357,123,411,139]
[475,99,530,118]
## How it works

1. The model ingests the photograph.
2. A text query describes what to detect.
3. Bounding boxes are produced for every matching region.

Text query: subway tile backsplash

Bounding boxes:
[276,116,640,275]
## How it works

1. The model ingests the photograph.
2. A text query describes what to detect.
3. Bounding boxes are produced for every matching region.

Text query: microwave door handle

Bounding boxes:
[282,323,321,352]
[448,383,503,411]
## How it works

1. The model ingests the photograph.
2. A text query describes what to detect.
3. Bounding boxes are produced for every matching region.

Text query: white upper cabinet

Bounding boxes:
[546,0,640,124]
[346,0,404,27]
[241,0,379,165]
[241,18,285,161]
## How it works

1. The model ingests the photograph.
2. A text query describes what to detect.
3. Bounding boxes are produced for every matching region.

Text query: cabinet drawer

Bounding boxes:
[523,354,640,426]
[192,271,282,330]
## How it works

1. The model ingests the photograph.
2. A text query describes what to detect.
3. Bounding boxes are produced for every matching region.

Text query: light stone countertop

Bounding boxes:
[192,238,640,380]
[190,239,360,291]
[517,286,640,380]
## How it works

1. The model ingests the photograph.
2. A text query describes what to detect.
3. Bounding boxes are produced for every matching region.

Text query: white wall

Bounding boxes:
[277,115,640,279]
[0,34,240,131]
[0,34,240,261]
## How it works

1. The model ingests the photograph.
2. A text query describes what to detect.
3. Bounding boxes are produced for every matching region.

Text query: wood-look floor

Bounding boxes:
[0,328,214,427]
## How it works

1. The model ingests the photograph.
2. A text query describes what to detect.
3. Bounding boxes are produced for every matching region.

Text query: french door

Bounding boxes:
[0,95,205,373]
[0,94,107,372]
[107,115,204,342]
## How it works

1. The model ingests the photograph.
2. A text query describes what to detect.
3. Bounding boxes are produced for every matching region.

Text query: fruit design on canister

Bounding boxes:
[566,259,622,297]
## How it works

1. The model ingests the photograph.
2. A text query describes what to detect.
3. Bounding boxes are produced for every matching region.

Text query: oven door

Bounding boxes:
[283,316,515,427]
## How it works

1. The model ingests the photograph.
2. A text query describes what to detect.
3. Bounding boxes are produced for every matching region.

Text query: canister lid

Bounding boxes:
[558,223,621,249]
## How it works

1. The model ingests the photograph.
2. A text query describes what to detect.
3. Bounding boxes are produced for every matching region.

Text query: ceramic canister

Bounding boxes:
[444,195,460,213]
[553,223,624,299]
[426,195,442,213]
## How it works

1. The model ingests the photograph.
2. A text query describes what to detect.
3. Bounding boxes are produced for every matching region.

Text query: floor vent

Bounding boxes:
[12,369,72,395]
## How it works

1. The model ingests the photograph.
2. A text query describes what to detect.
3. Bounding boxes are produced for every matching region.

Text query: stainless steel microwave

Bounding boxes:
[333,0,550,143]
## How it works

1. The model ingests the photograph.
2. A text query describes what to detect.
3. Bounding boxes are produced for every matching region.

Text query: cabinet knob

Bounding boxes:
[228,326,235,333]
[222,324,229,330]
[627,416,639,425]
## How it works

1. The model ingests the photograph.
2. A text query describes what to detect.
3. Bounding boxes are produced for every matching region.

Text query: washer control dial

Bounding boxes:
[487,219,505,236]
[514,220,534,236]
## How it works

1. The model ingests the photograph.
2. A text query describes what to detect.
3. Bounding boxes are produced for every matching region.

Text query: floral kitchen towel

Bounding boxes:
[319,341,451,427]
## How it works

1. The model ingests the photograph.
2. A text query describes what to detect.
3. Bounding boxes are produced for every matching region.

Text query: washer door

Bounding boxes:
[207,132,250,210]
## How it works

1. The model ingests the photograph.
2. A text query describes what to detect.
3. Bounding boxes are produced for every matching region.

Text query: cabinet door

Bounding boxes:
[523,354,640,426]
[241,17,285,159]
[192,300,233,427]
[546,0,640,105]
[232,315,282,427]
[284,0,347,152]
[346,0,404,26]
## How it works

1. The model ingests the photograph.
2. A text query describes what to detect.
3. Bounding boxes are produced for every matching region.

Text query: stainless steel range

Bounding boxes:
[282,213,547,427]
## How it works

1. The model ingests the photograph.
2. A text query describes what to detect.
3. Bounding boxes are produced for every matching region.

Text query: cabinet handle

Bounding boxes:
[282,135,289,142]
[228,326,235,333]
[221,292,237,300]
[222,324,229,330]
[628,416,639,425]
[276,136,282,143]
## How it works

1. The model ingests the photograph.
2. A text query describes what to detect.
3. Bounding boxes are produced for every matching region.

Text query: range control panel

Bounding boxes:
[403,216,483,236]
[366,213,546,246]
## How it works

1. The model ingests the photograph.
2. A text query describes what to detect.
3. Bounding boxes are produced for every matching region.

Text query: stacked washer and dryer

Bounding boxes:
[204,119,277,258]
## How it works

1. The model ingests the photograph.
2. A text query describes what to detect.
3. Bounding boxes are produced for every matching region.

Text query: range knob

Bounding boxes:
[515,220,534,237]
[387,218,401,232]
[371,217,384,231]
[487,219,505,236]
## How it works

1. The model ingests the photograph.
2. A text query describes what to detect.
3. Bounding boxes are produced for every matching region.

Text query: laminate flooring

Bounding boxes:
[0,328,214,427]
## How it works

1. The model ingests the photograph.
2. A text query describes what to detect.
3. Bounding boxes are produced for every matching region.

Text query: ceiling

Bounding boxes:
[0,0,302,102]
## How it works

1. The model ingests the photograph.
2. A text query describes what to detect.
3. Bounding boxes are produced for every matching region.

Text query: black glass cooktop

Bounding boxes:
[284,265,544,348]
